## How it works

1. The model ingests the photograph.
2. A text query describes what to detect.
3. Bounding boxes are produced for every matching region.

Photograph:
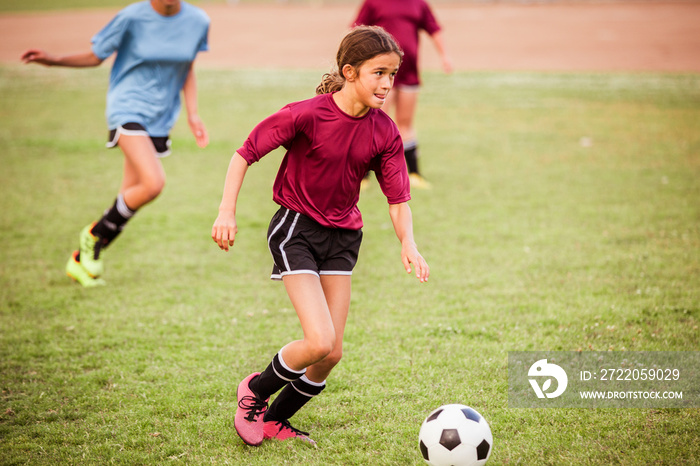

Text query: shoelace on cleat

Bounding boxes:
[273,419,310,437]
[81,231,103,260]
[238,395,268,422]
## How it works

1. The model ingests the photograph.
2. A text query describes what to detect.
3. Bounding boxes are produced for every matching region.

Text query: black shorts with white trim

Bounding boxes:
[107,122,171,157]
[266,207,362,281]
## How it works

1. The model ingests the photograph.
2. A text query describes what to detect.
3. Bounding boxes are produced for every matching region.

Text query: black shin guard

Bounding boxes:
[404,145,419,174]
[249,351,305,400]
[91,194,135,248]
[265,375,326,422]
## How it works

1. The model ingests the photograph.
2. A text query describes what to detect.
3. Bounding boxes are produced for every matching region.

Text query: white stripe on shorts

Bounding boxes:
[267,208,289,256]
[105,125,149,149]
[106,125,172,157]
[281,269,319,278]
[271,269,321,280]
[278,211,300,273]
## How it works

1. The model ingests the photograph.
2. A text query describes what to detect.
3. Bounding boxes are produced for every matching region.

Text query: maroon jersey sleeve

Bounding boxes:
[419,0,442,36]
[237,106,295,165]
[372,123,411,205]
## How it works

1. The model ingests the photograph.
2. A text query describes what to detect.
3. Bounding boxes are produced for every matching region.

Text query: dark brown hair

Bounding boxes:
[316,26,404,95]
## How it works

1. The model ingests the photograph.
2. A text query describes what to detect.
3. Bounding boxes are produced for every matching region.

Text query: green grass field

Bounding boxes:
[1,63,699,464]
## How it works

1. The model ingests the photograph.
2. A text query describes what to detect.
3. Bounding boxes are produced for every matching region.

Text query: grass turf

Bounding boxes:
[0,65,699,464]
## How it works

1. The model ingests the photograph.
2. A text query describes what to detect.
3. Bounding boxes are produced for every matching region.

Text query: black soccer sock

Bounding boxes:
[264,375,326,422]
[249,349,306,400]
[91,193,136,248]
[404,140,419,174]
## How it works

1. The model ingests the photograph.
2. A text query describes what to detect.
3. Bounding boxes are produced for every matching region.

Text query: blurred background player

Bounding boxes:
[353,0,453,190]
[212,26,430,446]
[21,0,210,286]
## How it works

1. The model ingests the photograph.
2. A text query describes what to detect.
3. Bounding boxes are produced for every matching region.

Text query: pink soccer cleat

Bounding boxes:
[234,372,269,446]
[263,419,316,446]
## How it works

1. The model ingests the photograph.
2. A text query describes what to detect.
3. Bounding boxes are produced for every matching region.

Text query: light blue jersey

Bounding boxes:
[91,1,210,136]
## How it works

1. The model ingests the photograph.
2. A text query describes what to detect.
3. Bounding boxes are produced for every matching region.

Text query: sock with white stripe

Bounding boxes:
[264,374,326,422]
[91,193,136,248]
[404,139,419,174]
[249,348,305,400]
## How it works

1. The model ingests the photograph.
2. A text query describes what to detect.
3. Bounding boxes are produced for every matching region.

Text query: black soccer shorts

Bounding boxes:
[267,207,363,281]
[107,122,172,157]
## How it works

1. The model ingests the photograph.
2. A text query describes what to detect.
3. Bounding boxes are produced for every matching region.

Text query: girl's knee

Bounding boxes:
[307,336,335,363]
[144,175,165,201]
[323,347,343,368]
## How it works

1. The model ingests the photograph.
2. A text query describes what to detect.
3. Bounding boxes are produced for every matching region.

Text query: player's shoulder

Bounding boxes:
[286,94,329,114]
[374,108,402,143]
[182,1,211,24]
[119,1,150,18]
[372,107,398,128]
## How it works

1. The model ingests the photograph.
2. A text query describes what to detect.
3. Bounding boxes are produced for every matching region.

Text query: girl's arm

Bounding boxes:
[429,31,453,74]
[183,64,209,148]
[212,152,249,251]
[21,50,103,68]
[388,202,430,283]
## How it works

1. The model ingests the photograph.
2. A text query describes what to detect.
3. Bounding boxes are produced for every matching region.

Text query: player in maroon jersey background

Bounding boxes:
[354,0,453,189]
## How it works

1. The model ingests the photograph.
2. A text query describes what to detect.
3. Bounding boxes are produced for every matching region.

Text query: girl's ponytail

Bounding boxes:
[316,71,346,95]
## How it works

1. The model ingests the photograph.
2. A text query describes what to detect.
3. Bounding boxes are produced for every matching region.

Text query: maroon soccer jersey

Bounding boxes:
[237,93,410,230]
[354,0,441,87]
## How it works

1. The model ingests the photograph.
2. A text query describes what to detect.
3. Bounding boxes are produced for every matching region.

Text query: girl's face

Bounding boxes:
[347,52,401,112]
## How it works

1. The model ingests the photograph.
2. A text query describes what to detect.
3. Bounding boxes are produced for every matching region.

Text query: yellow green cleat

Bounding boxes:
[79,222,104,278]
[66,250,105,287]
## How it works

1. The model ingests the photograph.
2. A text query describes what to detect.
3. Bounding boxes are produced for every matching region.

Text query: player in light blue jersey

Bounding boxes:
[22,0,210,287]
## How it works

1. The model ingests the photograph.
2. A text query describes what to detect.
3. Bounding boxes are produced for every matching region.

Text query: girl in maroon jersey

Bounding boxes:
[354,0,453,189]
[212,26,429,446]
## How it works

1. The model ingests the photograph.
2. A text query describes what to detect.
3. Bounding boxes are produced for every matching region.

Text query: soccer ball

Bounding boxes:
[418,404,493,466]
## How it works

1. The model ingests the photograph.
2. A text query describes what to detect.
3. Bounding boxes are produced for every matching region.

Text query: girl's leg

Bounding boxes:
[77,134,164,277]
[90,134,165,244]
[117,133,166,209]
[249,273,336,400]
[392,88,418,145]
[306,274,352,381]
[281,274,343,370]
[264,275,351,423]
[236,273,340,445]
[395,89,431,188]
[119,151,140,198]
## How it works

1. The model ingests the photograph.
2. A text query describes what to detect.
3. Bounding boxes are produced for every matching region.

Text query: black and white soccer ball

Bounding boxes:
[418,404,493,466]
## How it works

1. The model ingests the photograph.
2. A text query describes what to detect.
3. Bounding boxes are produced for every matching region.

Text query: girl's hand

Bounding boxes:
[401,242,430,283]
[188,114,209,148]
[442,56,454,75]
[212,211,237,251]
[21,49,55,66]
